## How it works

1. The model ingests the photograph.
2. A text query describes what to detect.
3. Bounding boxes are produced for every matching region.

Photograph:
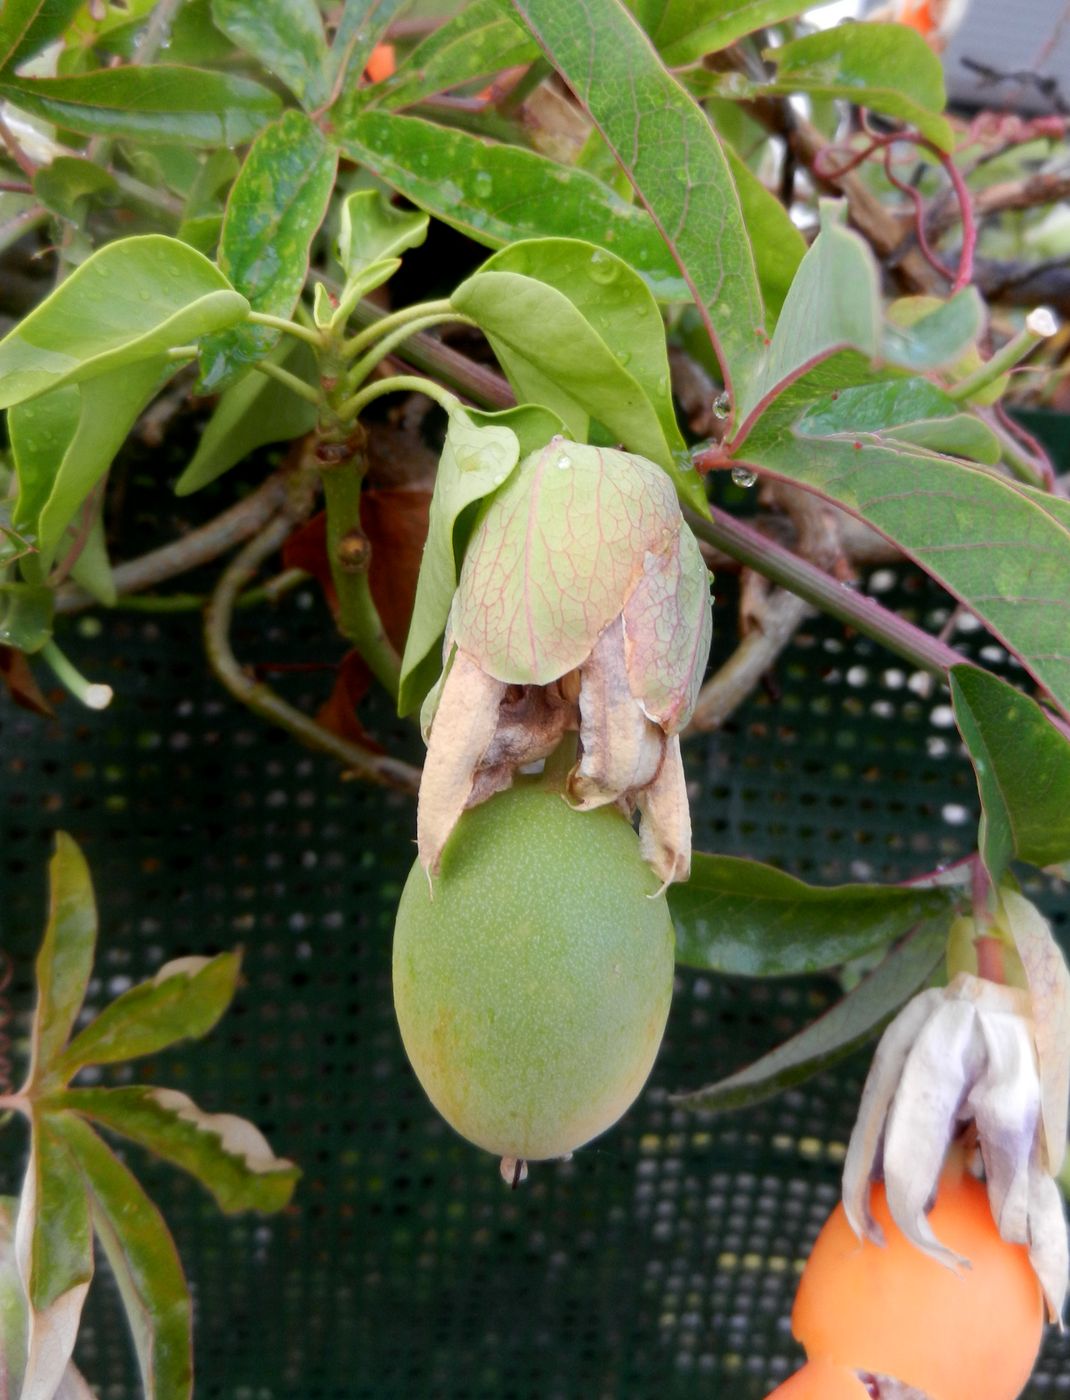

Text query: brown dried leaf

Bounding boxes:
[569,617,662,808]
[315,650,382,752]
[636,734,692,888]
[0,645,54,717]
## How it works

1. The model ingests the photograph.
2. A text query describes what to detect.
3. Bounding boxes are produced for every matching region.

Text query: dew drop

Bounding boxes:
[672,448,694,473]
[711,391,731,420]
[472,170,493,197]
[556,454,572,470]
[731,466,757,488]
[588,249,618,285]
[616,349,631,367]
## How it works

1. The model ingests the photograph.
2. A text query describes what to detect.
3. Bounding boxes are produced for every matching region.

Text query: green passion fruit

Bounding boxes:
[393,783,676,1161]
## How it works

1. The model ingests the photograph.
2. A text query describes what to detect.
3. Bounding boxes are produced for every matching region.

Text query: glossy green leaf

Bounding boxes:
[175,341,317,495]
[670,855,952,976]
[198,110,337,393]
[373,0,538,110]
[742,393,1070,719]
[33,156,117,221]
[211,0,328,110]
[0,582,53,652]
[0,0,82,71]
[723,144,804,321]
[12,360,171,570]
[950,664,1070,879]
[765,24,952,152]
[334,111,689,302]
[55,951,241,1082]
[28,833,97,1087]
[650,0,832,64]
[328,0,409,93]
[55,1112,192,1400]
[734,204,983,432]
[0,1197,28,1398]
[67,512,116,608]
[453,239,705,510]
[0,66,281,145]
[673,914,947,1111]
[399,408,523,714]
[796,378,1000,465]
[0,235,245,411]
[508,0,764,403]
[61,1086,300,1214]
[336,188,429,280]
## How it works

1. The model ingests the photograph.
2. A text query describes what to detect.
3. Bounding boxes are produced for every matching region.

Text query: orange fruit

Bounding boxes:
[364,42,395,83]
[765,1360,870,1399]
[793,1164,1044,1400]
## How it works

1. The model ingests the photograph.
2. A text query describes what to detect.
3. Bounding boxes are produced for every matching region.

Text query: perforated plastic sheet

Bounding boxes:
[2,479,1068,1397]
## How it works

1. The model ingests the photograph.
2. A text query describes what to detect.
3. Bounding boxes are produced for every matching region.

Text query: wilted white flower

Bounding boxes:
[843,969,1069,1320]
[417,437,712,887]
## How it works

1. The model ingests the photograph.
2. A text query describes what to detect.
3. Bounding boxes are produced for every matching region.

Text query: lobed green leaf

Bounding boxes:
[60,1086,300,1215]
[54,951,242,1082]
[950,664,1070,880]
[55,1113,193,1400]
[672,914,948,1112]
[670,855,953,976]
[28,833,97,1088]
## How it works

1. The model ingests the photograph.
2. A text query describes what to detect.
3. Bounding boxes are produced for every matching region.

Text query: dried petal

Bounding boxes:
[843,990,944,1242]
[880,996,981,1270]
[636,735,691,889]
[1027,1151,1069,1321]
[469,685,575,809]
[569,617,663,809]
[452,439,681,684]
[998,888,1070,1174]
[967,996,1040,1244]
[621,522,712,732]
[417,648,506,876]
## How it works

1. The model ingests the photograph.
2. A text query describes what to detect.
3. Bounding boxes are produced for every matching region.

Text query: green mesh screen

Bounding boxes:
[2,431,1069,1398]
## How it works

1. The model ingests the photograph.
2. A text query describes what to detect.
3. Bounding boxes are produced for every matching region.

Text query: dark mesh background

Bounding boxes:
[1,421,1068,1399]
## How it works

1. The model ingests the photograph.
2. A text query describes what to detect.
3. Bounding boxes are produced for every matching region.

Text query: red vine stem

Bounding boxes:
[814,126,976,292]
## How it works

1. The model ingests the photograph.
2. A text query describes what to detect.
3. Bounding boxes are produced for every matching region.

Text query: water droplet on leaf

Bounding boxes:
[731,466,757,488]
[712,392,731,420]
[556,454,572,471]
[473,170,493,197]
[588,249,618,285]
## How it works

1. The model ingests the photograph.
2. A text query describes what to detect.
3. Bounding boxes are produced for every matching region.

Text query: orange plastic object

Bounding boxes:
[793,1168,1044,1400]
[365,42,395,84]
[764,1359,871,1399]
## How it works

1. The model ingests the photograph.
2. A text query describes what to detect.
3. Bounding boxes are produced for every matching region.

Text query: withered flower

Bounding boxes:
[417,436,712,887]
[842,957,1069,1321]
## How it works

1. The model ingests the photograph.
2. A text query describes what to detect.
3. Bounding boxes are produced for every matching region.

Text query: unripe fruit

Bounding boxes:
[793,1165,1044,1400]
[393,783,675,1161]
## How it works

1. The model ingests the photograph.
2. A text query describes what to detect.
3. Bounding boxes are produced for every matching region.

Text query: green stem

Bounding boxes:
[320,457,402,698]
[204,513,420,793]
[342,298,455,358]
[104,569,309,614]
[250,358,322,405]
[166,345,197,362]
[247,309,324,349]
[38,639,113,710]
[948,308,1057,402]
[335,373,459,424]
[345,313,476,391]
